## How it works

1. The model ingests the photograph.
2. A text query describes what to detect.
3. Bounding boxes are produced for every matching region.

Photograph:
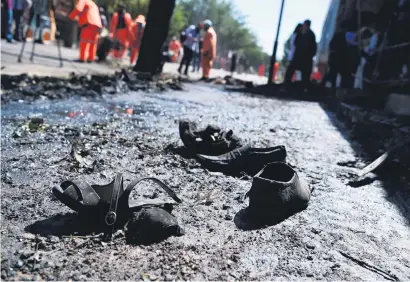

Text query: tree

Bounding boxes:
[175,0,265,71]
[134,0,176,73]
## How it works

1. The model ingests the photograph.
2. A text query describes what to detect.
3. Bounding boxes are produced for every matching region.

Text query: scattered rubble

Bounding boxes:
[1,70,184,104]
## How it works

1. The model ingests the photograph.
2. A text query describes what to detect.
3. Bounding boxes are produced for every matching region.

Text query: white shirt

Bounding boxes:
[288,33,297,61]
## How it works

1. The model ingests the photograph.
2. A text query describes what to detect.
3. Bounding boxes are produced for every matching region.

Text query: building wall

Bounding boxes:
[316,0,388,77]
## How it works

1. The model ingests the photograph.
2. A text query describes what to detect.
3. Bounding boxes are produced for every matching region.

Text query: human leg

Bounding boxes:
[183,48,193,75]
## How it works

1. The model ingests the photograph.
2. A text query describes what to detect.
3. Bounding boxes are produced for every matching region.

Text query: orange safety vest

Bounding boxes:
[169,40,181,62]
[131,15,146,47]
[202,27,217,60]
[109,12,133,40]
[68,0,102,28]
[169,40,181,51]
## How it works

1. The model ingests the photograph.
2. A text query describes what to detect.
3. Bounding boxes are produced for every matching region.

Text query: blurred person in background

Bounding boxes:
[13,0,31,41]
[178,24,200,75]
[284,23,302,83]
[2,0,14,43]
[69,0,102,62]
[285,20,316,91]
[192,38,202,72]
[168,36,182,63]
[129,14,146,65]
[201,19,217,81]
[109,3,133,59]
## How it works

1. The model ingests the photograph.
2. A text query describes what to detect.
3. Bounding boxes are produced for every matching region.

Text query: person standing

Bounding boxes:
[3,0,14,42]
[192,38,202,72]
[284,23,302,82]
[168,36,182,63]
[286,20,316,91]
[230,52,237,75]
[69,0,102,62]
[109,4,133,59]
[129,14,146,65]
[299,20,317,90]
[201,19,217,81]
[13,0,24,41]
[178,24,199,75]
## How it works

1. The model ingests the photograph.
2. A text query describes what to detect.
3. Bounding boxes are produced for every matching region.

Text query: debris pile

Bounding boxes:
[0,70,184,104]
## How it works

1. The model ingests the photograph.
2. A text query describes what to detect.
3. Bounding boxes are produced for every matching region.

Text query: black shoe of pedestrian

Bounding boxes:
[6,38,15,44]
[196,145,287,176]
[177,67,182,74]
[199,77,208,81]
[179,120,242,155]
[246,162,311,223]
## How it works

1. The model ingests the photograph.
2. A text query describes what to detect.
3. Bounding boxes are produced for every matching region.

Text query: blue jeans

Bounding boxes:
[192,51,201,71]
[7,9,13,41]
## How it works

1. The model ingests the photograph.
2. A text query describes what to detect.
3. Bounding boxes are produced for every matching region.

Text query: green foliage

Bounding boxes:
[169,4,188,38]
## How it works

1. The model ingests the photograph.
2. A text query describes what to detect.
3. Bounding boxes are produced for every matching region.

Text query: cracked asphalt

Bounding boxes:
[1,82,409,281]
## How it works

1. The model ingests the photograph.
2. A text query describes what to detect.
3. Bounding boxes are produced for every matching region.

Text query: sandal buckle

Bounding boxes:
[105,211,117,226]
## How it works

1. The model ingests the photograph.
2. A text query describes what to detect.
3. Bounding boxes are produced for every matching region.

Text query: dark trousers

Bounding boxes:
[324,60,353,88]
[284,60,297,84]
[322,45,359,89]
[178,46,193,74]
[300,61,313,89]
[284,59,312,90]
[13,9,24,41]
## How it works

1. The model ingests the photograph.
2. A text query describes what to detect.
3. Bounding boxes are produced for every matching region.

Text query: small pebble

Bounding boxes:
[15,260,24,268]
[48,235,60,243]
[165,274,174,281]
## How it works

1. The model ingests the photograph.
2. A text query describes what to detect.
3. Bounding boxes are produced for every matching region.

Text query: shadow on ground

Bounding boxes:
[24,213,104,237]
[233,207,295,231]
[319,101,410,224]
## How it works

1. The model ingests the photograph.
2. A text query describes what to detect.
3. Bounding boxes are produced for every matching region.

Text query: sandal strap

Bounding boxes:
[60,179,101,206]
[104,173,123,239]
[120,177,182,211]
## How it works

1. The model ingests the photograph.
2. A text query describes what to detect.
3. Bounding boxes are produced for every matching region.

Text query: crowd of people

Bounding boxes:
[69,1,146,64]
[1,0,32,42]
[320,0,410,90]
[2,0,219,80]
[1,0,147,64]
[168,19,217,81]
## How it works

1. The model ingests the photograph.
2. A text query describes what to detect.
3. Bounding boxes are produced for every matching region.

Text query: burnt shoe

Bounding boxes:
[196,145,286,176]
[124,206,185,245]
[178,120,242,155]
[246,162,311,223]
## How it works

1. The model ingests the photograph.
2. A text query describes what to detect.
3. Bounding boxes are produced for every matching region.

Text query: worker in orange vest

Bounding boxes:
[258,64,265,77]
[129,14,146,65]
[168,36,182,63]
[109,4,133,59]
[273,62,280,81]
[69,0,102,62]
[201,19,217,81]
